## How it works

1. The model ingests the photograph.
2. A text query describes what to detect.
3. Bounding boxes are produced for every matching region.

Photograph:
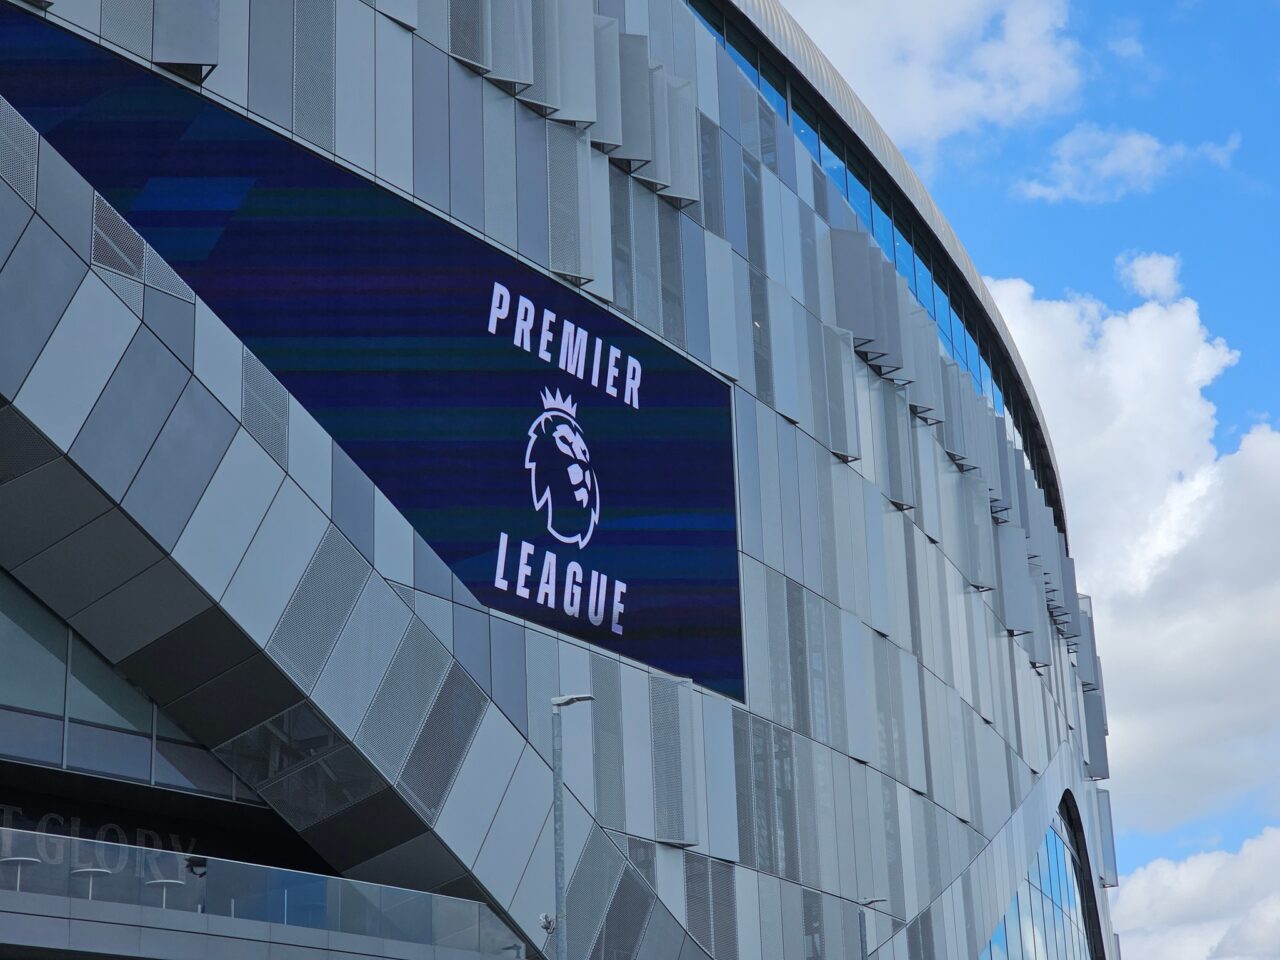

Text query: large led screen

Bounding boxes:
[0,4,744,697]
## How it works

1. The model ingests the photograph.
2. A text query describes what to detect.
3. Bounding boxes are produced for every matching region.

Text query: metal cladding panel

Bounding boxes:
[153,0,218,73]
[267,524,372,693]
[591,653,627,830]
[591,15,622,149]
[490,0,534,87]
[614,33,653,165]
[293,0,336,151]
[592,865,656,960]
[101,0,153,59]
[247,0,293,129]
[397,660,488,824]
[449,0,490,70]
[651,674,698,846]
[354,616,454,780]
[566,826,626,960]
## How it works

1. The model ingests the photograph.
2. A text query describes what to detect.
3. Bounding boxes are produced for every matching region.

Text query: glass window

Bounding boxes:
[67,721,151,781]
[727,24,758,84]
[68,635,153,733]
[0,570,68,716]
[993,372,1005,415]
[893,222,916,294]
[914,251,935,319]
[688,0,724,40]
[819,127,848,198]
[792,94,821,161]
[847,157,872,227]
[0,706,63,765]
[156,737,234,796]
[871,190,894,262]
[760,57,788,118]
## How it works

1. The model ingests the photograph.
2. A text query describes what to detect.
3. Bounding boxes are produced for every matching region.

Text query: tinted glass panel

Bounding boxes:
[871,192,895,261]
[819,129,847,198]
[156,738,235,796]
[726,24,758,84]
[792,95,820,161]
[893,223,916,294]
[66,721,151,781]
[68,636,152,733]
[0,706,62,765]
[0,571,67,715]
[760,57,788,118]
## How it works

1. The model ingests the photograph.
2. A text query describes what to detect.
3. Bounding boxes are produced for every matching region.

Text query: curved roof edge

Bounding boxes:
[724,0,1066,533]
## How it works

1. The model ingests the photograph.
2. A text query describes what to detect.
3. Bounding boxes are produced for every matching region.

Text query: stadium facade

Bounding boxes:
[0,0,1120,957]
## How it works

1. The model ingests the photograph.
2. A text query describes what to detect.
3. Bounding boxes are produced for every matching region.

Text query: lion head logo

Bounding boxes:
[525,388,601,549]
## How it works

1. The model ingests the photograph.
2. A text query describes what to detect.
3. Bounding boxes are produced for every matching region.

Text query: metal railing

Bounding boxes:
[0,825,520,956]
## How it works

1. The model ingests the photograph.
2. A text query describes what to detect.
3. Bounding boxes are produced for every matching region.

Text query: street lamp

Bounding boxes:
[854,898,887,960]
[548,694,594,960]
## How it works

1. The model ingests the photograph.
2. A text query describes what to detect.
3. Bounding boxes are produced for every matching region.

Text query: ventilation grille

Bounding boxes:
[397,662,487,824]
[101,0,154,59]
[293,0,336,152]
[241,349,290,468]
[590,655,625,830]
[268,526,371,692]
[565,827,625,960]
[589,866,655,960]
[0,409,57,485]
[92,195,144,278]
[547,121,582,280]
[355,617,454,780]
[143,245,194,302]
[0,96,38,206]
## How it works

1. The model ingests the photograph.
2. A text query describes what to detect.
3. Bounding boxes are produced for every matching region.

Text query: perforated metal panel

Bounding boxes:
[591,654,626,830]
[101,0,154,59]
[684,851,712,954]
[268,525,372,692]
[0,409,56,484]
[450,0,491,71]
[565,826,625,960]
[258,744,384,831]
[489,0,533,86]
[294,0,336,151]
[800,888,824,960]
[657,200,685,350]
[97,268,144,318]
[547,120,583,281]
[0,95,38,206]
[397,661,487,824]
[748,715,777,875]
[626,835,657,888]
[241,348,290,468]
[590,866,656,960]
[650,674,692,845]
[609,165,634,317]
[356,616,454,780]
[91,195,144,279]
[708,858,738,960]
[143,245,194,302]
[731,708,755,869]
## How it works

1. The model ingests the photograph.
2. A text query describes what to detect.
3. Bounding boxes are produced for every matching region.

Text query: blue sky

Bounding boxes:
[925,0,1280,453]
[782,0,1280,955]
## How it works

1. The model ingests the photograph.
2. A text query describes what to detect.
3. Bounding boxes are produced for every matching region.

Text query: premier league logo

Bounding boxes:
[525,388,601,548]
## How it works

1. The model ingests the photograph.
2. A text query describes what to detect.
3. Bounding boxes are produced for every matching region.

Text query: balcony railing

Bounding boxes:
[0,825,521,956]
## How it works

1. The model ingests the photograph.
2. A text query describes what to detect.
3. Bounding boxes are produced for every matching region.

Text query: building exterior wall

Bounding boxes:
[0,1,1118,958]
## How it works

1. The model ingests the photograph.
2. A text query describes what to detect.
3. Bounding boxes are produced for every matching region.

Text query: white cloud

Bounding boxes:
[1117,251,1183,302]
[1108,35,1146,59]
[987,260,1280,835]
[779,0,1081,154]
[1111,828,1280,960]
[1016,123,1240,202]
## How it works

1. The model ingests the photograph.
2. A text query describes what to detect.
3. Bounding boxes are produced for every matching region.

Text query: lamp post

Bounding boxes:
[855,898,887,960]
[549,694,594,960]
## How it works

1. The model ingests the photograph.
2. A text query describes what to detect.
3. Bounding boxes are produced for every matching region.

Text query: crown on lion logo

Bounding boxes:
[540,387,578,419]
